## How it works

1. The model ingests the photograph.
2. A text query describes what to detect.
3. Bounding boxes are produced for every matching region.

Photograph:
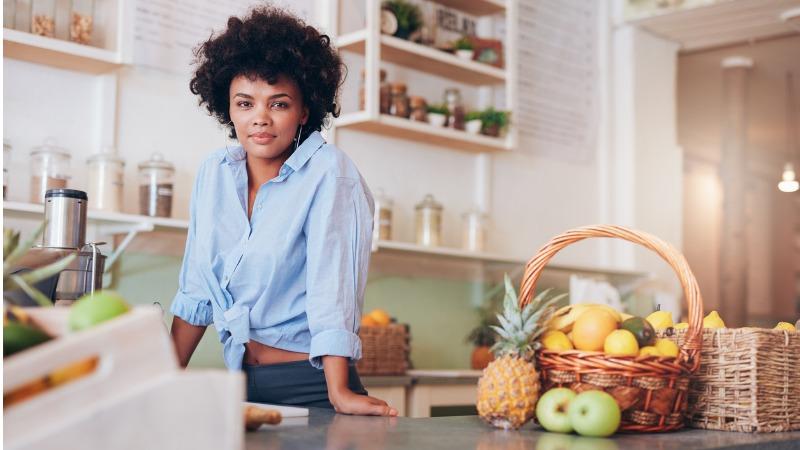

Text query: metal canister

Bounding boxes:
[43,189,87,249]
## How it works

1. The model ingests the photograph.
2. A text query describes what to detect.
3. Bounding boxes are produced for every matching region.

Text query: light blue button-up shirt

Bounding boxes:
[170,131,374,371]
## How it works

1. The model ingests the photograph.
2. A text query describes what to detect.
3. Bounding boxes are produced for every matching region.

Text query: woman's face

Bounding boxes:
[229,74,309,160]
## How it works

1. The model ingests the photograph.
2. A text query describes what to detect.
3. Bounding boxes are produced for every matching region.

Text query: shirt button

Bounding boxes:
[223,275,229,282]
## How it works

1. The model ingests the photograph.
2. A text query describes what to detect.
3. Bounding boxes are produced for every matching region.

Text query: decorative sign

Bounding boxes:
[132,0,313,75]
[516,0,599,162]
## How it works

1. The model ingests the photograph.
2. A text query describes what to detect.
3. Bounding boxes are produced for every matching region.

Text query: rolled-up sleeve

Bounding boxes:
[305,173,374,369]
[170,165,214,327]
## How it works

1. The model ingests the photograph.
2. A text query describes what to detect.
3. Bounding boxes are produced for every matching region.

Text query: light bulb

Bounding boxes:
[778,163,799,193]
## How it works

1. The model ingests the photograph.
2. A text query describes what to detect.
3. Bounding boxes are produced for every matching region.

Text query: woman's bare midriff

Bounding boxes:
[244,340,309,365]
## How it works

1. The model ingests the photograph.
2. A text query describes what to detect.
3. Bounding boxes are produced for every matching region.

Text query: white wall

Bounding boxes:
[3,1,685,282]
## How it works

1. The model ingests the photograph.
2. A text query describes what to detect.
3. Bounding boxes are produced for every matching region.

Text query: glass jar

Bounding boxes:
[444,88,465,130]
[4,0,15,28]
[31,0,55,37]
[373,188,393,242]
[389,82,410,118]
[138,152,175,218]
[3,139,11,200]
[87,151,124,212]
[415,194,442,247]
[359,69,391,115]
[30,138,70,203]
[409,96,427,122]
[69,0,94,45]
[461,209,487,252]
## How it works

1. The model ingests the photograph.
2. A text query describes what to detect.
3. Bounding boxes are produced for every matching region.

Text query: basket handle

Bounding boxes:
[518,225,703,371]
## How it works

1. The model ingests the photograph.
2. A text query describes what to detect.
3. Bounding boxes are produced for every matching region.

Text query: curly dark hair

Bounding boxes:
[189,6,344,140]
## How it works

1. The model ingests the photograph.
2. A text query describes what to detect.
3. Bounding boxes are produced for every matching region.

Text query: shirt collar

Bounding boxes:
[221,131,325,172]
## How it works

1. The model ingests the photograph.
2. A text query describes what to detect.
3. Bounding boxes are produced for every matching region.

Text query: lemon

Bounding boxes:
[639,346,661,357]
[645,311,674,330]
[360,315,379,327]
[702,311,725,329]
[774,322,797,332]
[603,329,639,356]
[673,322,689,330]
[541,330,574,351]
[654,339,679,357]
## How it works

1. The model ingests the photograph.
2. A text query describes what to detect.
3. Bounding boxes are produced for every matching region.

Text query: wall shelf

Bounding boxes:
[3,201,188,232]
[430,0,506,17]
[335,112,511,153]
[3,28,123,74]
[337,31,506,86]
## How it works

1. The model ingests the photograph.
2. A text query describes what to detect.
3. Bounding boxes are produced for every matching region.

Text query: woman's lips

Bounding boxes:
[250,132,276,145]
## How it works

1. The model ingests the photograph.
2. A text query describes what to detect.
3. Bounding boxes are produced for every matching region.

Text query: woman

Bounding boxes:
[170,6,396,416]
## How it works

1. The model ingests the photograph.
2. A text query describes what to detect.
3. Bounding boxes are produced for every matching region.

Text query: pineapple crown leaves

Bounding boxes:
[490,274,567,358]
[3,223,75,307]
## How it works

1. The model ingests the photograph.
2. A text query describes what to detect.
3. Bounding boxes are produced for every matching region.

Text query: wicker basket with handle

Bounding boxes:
[519,225,703,432]
[356,323,409,376]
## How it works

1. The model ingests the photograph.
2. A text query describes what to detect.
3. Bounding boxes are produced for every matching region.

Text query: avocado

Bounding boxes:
[620,317,656,347]
[4,322,51,356]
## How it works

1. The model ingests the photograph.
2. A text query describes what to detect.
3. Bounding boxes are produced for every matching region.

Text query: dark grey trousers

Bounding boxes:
[243,360,368,409]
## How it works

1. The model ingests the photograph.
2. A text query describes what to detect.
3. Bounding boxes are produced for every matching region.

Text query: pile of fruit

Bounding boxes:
[360,308,393,327]
[476,274,799,435]
[3,291,131,407]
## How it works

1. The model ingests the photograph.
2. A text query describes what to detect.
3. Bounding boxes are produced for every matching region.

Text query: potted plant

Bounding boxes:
[382,0,422,41]
[426,103,449,127]
[480,107,509,137]
[465,309,497,370]
[453,36,474,61]
[464,111,482,134]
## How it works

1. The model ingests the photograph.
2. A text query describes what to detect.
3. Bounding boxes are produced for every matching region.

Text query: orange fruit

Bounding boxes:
[368,309,392,326]
[571,309,619,352]
[360,315,379,327]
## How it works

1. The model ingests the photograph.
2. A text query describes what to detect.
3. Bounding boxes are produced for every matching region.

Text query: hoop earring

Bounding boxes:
[294,124,303,151]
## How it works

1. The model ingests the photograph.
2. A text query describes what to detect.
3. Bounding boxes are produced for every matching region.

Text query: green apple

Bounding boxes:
[69,290,131,332]
[535,388,577,433]
[570,437,620,450]
[534,432,575,450]
[567,391,621,437]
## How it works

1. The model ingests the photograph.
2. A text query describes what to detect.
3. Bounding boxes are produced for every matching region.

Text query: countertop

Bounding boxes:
[245,407,800,450]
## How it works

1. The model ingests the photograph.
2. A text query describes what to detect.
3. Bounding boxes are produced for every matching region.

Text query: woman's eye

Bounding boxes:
[237,101,252,108]
[271,102,288,110]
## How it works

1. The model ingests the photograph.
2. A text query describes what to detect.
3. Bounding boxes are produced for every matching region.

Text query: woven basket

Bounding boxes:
[520,225,703,432]
[660,327,800,432]
[356,324,409,376]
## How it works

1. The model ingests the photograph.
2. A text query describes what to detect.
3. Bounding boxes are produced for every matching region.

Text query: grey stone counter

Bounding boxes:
[245,407,800,450]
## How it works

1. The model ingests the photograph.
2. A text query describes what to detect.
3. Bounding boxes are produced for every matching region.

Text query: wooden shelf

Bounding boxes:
[431,0,506,17]
[337,31,505,86]
[3,201,188,231]
[626,0,800,51]
[335,112,511,153]
[3,28,123,74]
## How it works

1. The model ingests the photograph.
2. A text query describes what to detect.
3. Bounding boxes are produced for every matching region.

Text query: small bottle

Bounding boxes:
[69,0,94,45]
[444,88,465,130]
[87,150,124,212]
[31,0,56,37]
[409,96,427,122]
[358,69,391,115]
[415,194,443,247]
[461,209,487,252]
[138,152,175,218]
[373,188,394,242]
[30,138,71,203]
[389,82,410,118]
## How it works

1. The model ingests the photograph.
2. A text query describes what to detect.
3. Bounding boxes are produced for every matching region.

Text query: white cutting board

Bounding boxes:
[244,402,309,418]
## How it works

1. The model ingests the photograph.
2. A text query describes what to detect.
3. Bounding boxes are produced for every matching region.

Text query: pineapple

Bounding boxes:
[476,275,565,430]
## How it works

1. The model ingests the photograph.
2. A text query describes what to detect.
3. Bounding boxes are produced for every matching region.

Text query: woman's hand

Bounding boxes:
[329,388,398,416]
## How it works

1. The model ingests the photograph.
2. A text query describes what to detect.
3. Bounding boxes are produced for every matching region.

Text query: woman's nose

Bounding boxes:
[252,105,271,126]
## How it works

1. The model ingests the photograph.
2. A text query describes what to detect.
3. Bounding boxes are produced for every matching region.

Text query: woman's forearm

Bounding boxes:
[322,355,351,397]
[170,316,207,368]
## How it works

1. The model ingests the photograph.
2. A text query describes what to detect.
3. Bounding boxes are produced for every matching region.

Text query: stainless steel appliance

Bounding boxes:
[14,189,106,304]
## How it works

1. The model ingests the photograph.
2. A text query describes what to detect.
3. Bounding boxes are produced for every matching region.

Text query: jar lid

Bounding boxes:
[138,152,175,171]
[374,188,394,207]
[30,137,69,158]
[391,82,407,93]
[462,209,487,219]
[409,96,427,107]
[415,194,442,211]
[45,188,87,200]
